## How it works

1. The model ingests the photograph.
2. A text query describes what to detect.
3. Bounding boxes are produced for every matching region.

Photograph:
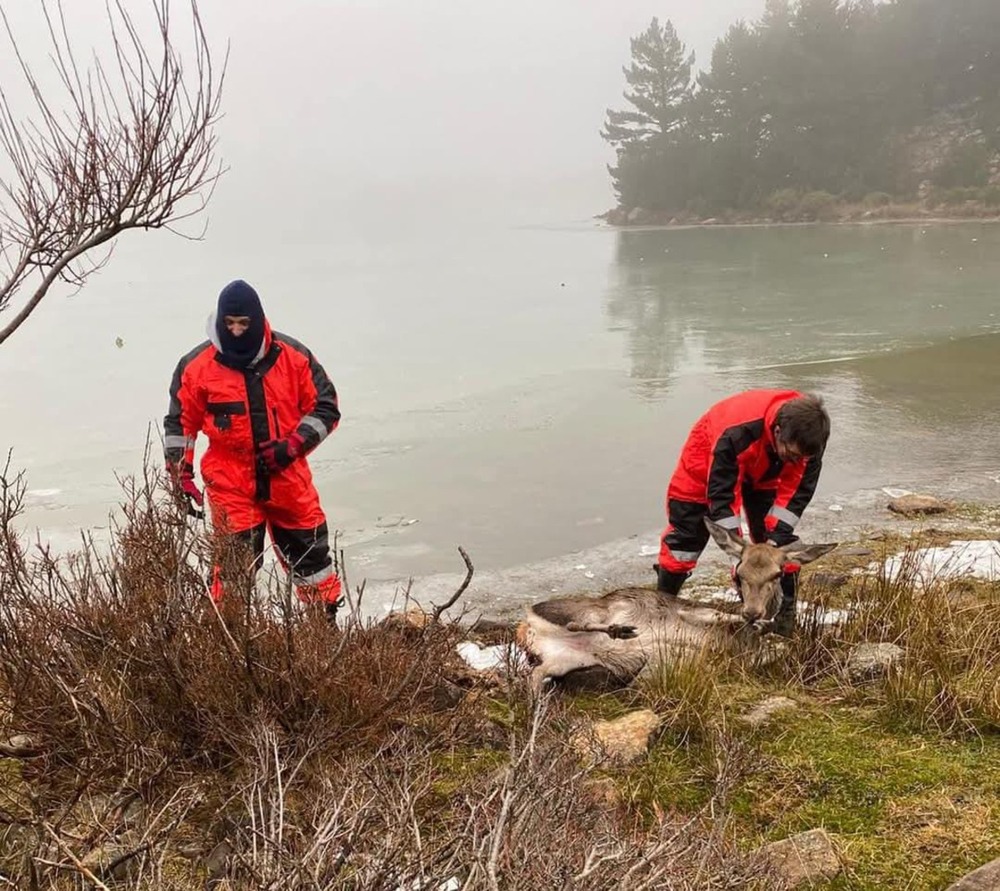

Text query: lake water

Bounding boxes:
[2,219,1000,612]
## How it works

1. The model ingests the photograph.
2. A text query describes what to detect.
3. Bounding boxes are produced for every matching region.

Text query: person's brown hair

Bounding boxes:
[776,394,830,457]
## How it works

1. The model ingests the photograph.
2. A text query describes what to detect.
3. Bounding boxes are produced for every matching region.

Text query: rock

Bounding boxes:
[430,677,468,709]
[381,608,432,631]
[81,836,143,883]
[838,546,875,557]
[581,776,622,809]
[946,856,1000,889]
[572,709,662,765]
[204,840,234,889]
[740,695,798,728]
[0,734,40,757]
[603,207,628,226]
[374,513,406,528]
[758,828,842,887]
[626,207,652,225]
[846,642,904,684]
[888,494,948,516]
[752,638,791,669]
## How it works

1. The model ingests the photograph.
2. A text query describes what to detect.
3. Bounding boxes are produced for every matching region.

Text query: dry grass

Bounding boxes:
[0,457,768,890]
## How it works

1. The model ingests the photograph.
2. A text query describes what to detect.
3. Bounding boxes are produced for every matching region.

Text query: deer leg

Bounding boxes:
[565,621,638,639]
[676,607,744,628]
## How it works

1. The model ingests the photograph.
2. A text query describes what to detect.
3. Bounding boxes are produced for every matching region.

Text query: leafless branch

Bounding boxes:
[0,0,226,344]
[432,545,474,622]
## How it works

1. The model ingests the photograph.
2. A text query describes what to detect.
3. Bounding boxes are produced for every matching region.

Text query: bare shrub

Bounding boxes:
[0,457,772,888]
[0,0,224,345]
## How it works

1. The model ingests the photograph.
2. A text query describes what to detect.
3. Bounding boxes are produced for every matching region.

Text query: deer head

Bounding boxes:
[705,517,838,624]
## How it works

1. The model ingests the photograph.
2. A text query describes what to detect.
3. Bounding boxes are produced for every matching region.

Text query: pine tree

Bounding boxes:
[602,18,694,150]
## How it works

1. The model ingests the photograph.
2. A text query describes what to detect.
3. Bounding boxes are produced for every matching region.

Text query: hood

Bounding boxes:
[206,310,271,367]
[210,279,269,369]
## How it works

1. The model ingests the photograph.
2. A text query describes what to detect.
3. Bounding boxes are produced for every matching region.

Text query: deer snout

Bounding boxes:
[741,604,765,623]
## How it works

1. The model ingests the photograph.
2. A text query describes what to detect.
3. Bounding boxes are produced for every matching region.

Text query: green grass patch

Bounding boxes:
[642,699,1000,889]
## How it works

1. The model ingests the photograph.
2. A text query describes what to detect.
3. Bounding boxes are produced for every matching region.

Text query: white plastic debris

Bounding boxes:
[828,504,844,512]
[583,571,595,579]
[574,564,587,570]
[639,544,660,557]
[456,641,528,673]
[876,540,1000,585]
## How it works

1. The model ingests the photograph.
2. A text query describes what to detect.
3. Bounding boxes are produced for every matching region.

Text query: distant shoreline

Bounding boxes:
[596,207,1000,232]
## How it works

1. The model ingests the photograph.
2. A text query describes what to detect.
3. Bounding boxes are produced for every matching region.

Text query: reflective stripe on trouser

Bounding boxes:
[658,499,712,574]
[270,522,342,606]
[209,523,342,605]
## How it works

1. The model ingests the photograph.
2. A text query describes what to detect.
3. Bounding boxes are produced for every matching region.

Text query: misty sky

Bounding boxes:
[1,0,765,248]
[202,0,766,225]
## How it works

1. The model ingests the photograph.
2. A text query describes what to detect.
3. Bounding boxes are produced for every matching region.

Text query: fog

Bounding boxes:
[203,1,766,229]
[1,1,764,245]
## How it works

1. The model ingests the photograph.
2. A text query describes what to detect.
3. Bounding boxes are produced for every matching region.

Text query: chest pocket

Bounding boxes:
[206,401,247,432]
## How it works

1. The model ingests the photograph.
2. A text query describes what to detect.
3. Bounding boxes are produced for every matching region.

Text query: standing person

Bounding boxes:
[655,389,830,632]
[163,279,343,620]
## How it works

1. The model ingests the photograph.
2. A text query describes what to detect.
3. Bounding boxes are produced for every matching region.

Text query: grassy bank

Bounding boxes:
[1,464,999,888]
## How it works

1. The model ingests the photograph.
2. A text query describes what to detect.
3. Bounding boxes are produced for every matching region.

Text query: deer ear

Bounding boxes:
[781,541,838,564]
[704,517,744,559]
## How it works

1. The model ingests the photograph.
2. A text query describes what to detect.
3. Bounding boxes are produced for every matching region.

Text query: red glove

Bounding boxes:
[256,432,306,475]
[167,461,204,515]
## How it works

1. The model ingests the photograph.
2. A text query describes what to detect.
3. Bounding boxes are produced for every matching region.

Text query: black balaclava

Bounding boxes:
[216,279,266,368]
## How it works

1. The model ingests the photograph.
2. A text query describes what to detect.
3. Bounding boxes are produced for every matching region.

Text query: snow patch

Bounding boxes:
[875,539,1000,585]
[456,641,528,673]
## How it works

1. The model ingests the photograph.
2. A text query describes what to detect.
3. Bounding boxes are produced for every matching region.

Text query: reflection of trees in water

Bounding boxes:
[605,229,757,394]
[605,225,1000,399]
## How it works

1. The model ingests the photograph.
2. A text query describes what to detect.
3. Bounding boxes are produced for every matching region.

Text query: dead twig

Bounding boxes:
[432,546,474,622]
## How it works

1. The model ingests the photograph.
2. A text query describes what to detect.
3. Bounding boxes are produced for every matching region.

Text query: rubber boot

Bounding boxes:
[772,572,798,638]
[296,575,343,626]
[653,564,690,597]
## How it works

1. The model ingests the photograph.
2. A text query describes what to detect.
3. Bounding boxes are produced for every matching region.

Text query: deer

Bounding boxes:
[517,518,838,692]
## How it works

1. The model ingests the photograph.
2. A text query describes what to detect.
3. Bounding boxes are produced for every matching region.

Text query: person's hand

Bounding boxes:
[256,432,306,475]
[167,461,204,516]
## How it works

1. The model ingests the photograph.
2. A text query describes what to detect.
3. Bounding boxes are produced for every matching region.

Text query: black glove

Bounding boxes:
[256,432,306,476]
